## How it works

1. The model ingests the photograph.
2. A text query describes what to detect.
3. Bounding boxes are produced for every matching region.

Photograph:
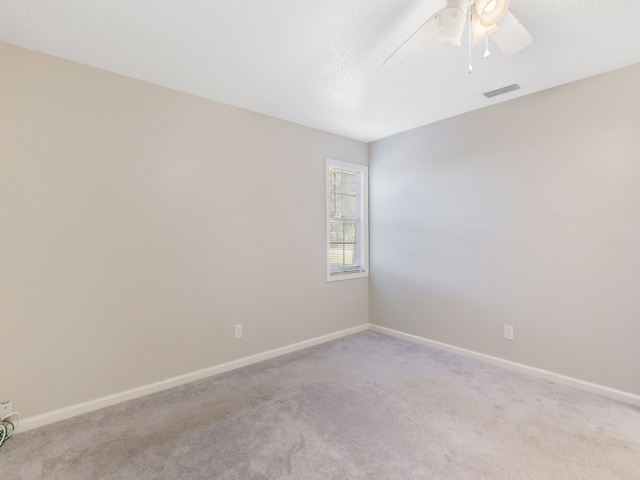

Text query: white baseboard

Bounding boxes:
[19,324,369,433]
[20,322,639,433]
[369,324,640,408]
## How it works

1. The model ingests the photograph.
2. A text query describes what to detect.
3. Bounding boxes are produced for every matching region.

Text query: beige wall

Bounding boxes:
[3,38,638,421]
[0,43,368,418]
[370,64,640,395]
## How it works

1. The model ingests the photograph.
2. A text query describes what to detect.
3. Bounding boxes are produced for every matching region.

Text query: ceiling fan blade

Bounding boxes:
[383,9,443,66]
[491,10,532,56]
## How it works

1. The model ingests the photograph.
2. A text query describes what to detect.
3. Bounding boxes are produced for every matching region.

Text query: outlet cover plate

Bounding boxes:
[0,401,12,417]
[504,324,514,341]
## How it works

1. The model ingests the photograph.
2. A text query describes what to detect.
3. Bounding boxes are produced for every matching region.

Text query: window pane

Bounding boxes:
[344,222,356,242]
[333,195,343,218]
[334,170,343,194]
[343,243,356,267]
[342,195,358,219]
[329,246,344,268]
[342,172,358,195]
[330,221,344,242]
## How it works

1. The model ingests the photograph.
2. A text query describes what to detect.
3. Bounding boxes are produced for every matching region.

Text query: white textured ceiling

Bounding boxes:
[1,1,639,142]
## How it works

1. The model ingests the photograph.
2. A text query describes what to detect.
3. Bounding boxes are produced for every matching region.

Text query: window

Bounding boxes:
[326,159,368,281]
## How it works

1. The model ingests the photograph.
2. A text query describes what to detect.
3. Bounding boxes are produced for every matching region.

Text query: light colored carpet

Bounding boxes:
[2,331,639,479]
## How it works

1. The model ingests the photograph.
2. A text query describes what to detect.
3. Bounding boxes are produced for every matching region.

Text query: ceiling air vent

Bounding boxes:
[483,83,520,98]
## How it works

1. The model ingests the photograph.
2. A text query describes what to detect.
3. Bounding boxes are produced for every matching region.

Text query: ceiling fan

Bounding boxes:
[383,0,532,68]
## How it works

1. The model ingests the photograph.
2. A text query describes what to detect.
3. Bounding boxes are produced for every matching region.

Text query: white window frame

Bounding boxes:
[326,158,369,282]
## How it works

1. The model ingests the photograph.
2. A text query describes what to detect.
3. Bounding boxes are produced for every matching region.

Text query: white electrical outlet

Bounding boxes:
[234,324,242,339]
[504,324,514,341]
[0,401,12,417]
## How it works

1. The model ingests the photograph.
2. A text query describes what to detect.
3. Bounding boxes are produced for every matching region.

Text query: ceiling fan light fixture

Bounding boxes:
[484,0,497,12]
[438,28,464,46]
[437,0,469,46]
[475,0,509,27]
[440,0,468,33]
[471,13,500,43]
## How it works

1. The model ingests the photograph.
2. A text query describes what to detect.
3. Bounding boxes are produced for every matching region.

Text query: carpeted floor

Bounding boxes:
[2,331,640,479]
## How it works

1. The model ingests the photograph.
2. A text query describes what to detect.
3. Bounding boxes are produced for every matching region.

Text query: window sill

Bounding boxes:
[327,271,369,282]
